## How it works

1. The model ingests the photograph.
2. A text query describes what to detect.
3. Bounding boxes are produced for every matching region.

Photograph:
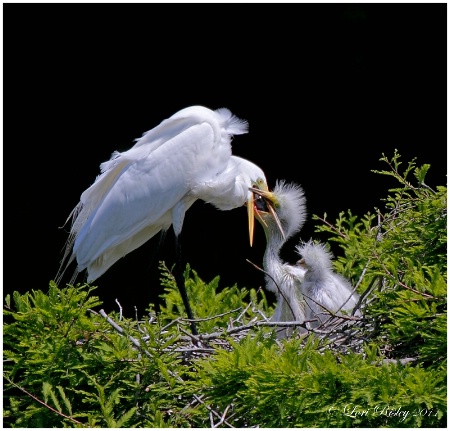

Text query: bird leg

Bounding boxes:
[149,230,167,273]
[174,234,199,336]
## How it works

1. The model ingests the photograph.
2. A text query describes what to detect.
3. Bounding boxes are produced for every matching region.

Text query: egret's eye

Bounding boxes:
[254,178,265,189]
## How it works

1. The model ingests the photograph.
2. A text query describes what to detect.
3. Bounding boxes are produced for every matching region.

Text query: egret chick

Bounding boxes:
[56,105,278,335]
[296,240,360,329]
[251,180,308,338]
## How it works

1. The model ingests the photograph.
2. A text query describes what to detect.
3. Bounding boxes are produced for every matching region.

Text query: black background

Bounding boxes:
[4,4,447,316]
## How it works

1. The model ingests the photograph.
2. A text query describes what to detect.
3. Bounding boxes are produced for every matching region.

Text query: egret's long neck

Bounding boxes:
[262,224,286,294]
[263,227,285,267]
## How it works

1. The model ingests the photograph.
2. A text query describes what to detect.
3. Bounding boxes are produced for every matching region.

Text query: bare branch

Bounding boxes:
[193,395,235,428]
[314,215,350,240]
[213,404,231,428]
[99,309,154,358]
[4,377,85,426]
[188,308,242,322]
[115,298,123,321]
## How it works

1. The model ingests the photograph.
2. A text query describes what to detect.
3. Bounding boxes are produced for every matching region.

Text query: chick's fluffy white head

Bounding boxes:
[296,240,334,276]
[270,180,307,240]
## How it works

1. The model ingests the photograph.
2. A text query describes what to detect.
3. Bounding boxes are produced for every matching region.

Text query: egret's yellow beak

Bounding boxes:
[247,180,269,247]
[248,186,285,244]
[248,194,255,247]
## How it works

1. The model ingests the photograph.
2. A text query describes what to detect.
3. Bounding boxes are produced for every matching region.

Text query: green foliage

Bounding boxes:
[191,337,445,427]
[3,273,272,427]
[158,263,272,333]
[314,150,447,370]
[3,151,447,427]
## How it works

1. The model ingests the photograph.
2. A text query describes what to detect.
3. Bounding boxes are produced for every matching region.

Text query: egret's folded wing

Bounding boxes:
[81,106,239,221]
[132,105,239,150]
[73,121,227,269]
[85,221,167,282]
[56,156,134,284]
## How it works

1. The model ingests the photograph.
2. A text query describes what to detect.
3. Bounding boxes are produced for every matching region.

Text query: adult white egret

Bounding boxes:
[250,180,308,338]
[56,105,277,335]
[295,240,361,329]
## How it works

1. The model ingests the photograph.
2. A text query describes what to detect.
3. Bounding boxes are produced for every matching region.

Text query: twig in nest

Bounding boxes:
[212,404,232,428]
[177,319,308,343]
[99,309,153,358]
[182,308,242,323]
[191,395,234,428]
[115,299,123,321]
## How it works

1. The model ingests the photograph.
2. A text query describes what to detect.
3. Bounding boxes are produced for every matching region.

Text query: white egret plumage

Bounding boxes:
[56,105,276,335]
[250,180,308,338]
[296,240,361,329]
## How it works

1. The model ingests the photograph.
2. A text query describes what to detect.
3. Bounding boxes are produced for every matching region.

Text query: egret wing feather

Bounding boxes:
[57,105,260,286]
[74,122,226,268]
